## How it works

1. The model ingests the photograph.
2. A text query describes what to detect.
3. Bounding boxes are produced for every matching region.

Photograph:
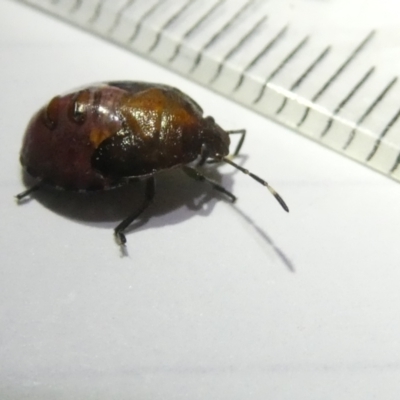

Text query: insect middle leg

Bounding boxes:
[182,165,236,202]
[114,176,155,245]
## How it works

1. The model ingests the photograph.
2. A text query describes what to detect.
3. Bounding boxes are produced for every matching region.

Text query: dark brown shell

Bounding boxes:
[20,81,230,191]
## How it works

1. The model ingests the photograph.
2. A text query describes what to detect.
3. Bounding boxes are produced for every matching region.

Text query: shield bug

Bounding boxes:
[16,81,288,245]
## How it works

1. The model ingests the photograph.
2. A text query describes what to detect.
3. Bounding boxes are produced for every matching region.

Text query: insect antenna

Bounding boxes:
[223,157,289,212]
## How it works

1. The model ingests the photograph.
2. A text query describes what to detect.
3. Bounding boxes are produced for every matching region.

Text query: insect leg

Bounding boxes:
[227,129,246,157]
[197,143,210,166]
[182,165,236,202]
[207,129,246,164]
[15,181,42,201]
[114,176,155,245]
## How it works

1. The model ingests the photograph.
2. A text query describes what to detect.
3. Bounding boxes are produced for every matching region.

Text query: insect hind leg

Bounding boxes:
[15,181,42,201]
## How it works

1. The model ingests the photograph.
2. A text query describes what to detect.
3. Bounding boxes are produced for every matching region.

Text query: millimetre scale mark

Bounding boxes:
[253,36,309,104]
[148,0,193,53]
[108,0,137,35]
[276,46,331,115]
[366,107,400,161]
[190,0,256,73]
[88,0,106,24]
[233,25,288,92]
[297,30,376,127]
[389,148,400,174]
[209,15,267,84]
[127,0,162,43]
[70,0,82,13]
[343,77,398,150]
[168,0,225,63]
[320,67,375,138]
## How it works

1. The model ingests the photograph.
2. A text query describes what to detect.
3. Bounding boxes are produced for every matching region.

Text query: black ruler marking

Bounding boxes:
[209,15,267,83]
[253,36,309,104]
[276,46,331,115]
[88,0,106,24]
[70,0,83,13]
[390,150,400,174]
[190,0,256,73]
[320,66,375,138]
[366,107,400,161]
[297,30,376,127]
[108,0,137,35]
[168,0,226,63]
[233,25,288,92]
[343,77,398,150]
[148,0,194,53]
[126,1,162,44]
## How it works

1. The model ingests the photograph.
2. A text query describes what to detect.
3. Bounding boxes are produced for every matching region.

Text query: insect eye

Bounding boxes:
[205,116,215,124]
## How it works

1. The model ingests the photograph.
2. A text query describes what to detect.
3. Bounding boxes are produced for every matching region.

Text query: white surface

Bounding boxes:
[1,1,400,399]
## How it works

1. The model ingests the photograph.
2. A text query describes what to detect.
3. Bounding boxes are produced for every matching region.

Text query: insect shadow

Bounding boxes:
[20,164,236,232]
[19,158,293,270]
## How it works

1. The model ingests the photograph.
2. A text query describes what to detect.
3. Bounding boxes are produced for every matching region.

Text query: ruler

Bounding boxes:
[17,0,400,182]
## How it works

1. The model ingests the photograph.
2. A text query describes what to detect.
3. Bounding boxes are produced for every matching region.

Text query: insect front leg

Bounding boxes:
[114,176,155,245]
[227,129,246,157]
[197,143,211,166]
[182,165,236,202]
[206,129,247,164]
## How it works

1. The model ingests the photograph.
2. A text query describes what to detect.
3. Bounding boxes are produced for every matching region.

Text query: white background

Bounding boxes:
[1,1,400,399]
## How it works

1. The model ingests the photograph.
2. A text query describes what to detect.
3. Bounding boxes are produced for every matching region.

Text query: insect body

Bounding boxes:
[17,81,288,245]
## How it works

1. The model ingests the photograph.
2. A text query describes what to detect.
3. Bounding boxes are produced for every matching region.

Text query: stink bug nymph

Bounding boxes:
[16,81,288,245]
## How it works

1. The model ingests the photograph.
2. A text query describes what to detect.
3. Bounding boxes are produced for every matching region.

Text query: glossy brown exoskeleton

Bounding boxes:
[17,81,288,245]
